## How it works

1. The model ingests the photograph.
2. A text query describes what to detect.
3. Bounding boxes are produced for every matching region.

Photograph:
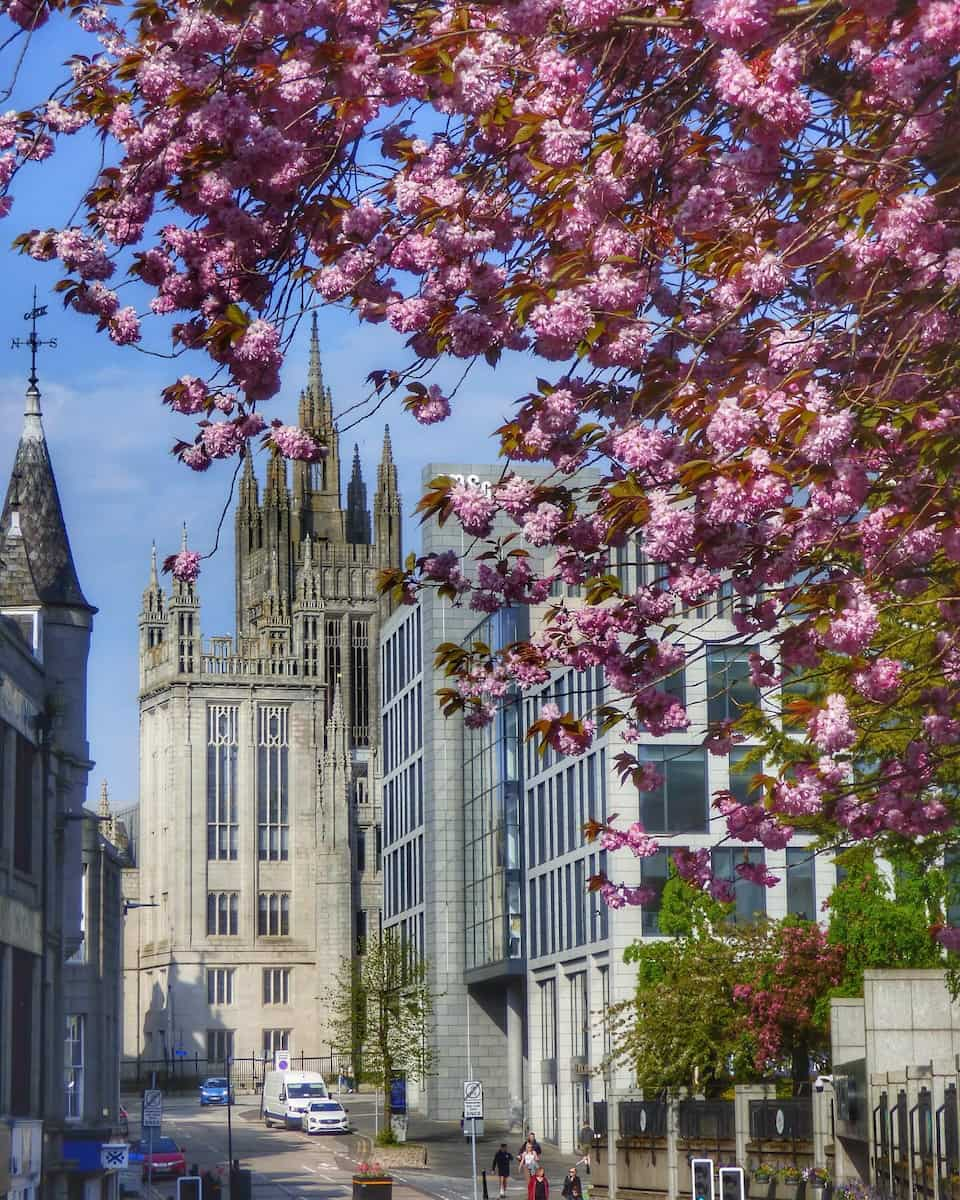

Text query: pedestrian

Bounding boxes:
[562,1168,583,1200]
[519,1142,539,1177]
[492,1145,514,1198]
[528,1165,549,1200]
[518,1132,541,1176]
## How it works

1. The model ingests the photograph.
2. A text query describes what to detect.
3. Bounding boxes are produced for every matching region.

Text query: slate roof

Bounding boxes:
[0,386,93,611]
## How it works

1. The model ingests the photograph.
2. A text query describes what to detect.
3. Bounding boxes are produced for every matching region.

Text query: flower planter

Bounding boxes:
[353,1178,392,1200]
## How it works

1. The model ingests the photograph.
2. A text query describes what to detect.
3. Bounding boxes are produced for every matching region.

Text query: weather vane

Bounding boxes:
[11,287,57,388]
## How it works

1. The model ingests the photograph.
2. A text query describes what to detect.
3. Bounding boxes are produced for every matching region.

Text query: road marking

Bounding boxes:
[303,1166,317,1173]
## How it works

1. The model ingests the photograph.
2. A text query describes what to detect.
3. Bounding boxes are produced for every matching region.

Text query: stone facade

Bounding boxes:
[381,464,835,1150]
[0,367,119,1200]
[123,320,400,1066]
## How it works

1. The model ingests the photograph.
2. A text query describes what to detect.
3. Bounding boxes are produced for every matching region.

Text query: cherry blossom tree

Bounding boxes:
[2,0,960,910]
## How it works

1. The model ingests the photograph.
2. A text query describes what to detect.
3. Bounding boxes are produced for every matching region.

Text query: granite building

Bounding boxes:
[124,320,399,1064]
[381,465,835,1149]
[0,362,122,1200]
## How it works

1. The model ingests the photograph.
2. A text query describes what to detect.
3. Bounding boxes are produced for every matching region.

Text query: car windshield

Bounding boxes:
[287,1083,326,1098]
[204,1079,228,1087]
[141,1138,178,1153]
[310,1102,341,1112]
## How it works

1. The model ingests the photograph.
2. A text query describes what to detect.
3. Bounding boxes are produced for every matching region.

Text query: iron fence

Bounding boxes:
[678,1100,735,1142]
[621,1099,668,1138]
[748,1099,813,1141]
[120,1053,352,1094]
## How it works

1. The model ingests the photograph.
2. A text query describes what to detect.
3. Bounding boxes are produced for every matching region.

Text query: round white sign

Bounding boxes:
[639,1109,647,1133]
[775,1109,785,1136]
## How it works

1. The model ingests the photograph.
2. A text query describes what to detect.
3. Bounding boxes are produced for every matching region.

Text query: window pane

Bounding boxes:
[667,751,707,834]
[729,748,762,806]
[787,848,816,920]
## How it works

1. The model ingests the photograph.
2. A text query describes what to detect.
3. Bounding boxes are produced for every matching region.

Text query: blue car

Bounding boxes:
[199,1077,234,1106]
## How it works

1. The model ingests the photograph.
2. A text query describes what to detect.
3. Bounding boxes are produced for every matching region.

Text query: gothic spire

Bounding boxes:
[308,312,324,415]
[141,541,165,619]
[264,451,288,506]
[345,444,371,545]
[238,446,258,509]
[0,368,92,610]
[99,778,110,820]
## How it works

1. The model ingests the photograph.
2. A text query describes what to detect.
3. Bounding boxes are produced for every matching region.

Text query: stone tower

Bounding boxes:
[125,320,399,1064]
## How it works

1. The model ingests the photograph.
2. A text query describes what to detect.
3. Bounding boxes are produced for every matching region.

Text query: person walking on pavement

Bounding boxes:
[562,1167,584,1200]
[528,1165,549,1200]
[519,1133,542,1177]
[493,1145,514,1197]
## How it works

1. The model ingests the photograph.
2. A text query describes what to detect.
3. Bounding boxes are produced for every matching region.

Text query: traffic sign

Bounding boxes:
[142,1089,163,1129]
[101,1144,130,1170]
[463,1080,484,1120]
[274,1050,290,1071]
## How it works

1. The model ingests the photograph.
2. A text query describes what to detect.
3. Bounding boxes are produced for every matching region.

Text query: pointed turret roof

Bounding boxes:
[0,376,93,610]
[376,424,399,496]
[345,443,371,544]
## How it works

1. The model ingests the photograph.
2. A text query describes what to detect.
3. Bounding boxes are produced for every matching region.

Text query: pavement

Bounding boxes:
[120,1090,570,1200]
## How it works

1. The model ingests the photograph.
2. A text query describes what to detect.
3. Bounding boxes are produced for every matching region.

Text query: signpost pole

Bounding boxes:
[226,1056,234,1199]
[147,1072,157,1200]
[467,1002,478,1200]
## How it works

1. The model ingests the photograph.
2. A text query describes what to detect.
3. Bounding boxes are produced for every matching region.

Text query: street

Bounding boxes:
[131,1095,497,1200]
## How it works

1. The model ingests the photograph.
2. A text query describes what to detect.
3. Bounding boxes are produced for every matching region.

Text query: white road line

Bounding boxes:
[303,1165,317,1173]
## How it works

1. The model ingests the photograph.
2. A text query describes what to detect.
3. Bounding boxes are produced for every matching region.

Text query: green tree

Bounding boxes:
[613,875,844,1093]
[328,931,436,1139]
[824,851,946,1000]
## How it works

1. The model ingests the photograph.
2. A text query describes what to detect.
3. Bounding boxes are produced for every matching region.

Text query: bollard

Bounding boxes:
[482,1171,489,1200]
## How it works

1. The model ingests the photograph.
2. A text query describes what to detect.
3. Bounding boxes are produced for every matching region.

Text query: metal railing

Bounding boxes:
[748,1098,813,1141]
[678,1099,735,1142]
[120,1053,352,1093]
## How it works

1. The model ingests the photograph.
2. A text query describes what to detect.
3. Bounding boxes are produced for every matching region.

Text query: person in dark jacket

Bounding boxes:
[492,1145,514,1197]
[528,1166,549,1200]
[561,1168,583,1200]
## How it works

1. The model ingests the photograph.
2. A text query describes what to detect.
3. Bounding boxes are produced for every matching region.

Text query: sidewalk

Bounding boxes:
[351,1108,567,1181]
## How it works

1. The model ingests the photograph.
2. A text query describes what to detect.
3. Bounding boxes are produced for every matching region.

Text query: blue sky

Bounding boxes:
[0,11,543,804]
[1,283,532,807]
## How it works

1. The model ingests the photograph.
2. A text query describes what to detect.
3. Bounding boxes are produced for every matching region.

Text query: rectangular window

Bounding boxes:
[707,645,759,726]
[207,706,239,861]
[352,619,370,746]
[712,847,766,925]
[257,892,290,936]
[64,1014,84,1120]
[206,892,239,936]
[638,747,708,834]
[263,968,291,1005]
[374,825,382,872]
[357,829,367,874]
[574,859,585,946]
[262,1029,291,1057]
[325,618,342,724]
[207,968,235,1006]
[356,910,367,956]
[258,706,289,861]
[786,848,816,920]
[14,733,33,874]
[207,1030,234,1062]
[66,863,88,964]
[639,849,672,936]
[729,747,762,806]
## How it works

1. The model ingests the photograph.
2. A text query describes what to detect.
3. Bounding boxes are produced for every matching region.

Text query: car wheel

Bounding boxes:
[264,1116,272,1128]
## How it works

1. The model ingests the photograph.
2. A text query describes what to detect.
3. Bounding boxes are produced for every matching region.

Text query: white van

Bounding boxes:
[263,1071,329,1128]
